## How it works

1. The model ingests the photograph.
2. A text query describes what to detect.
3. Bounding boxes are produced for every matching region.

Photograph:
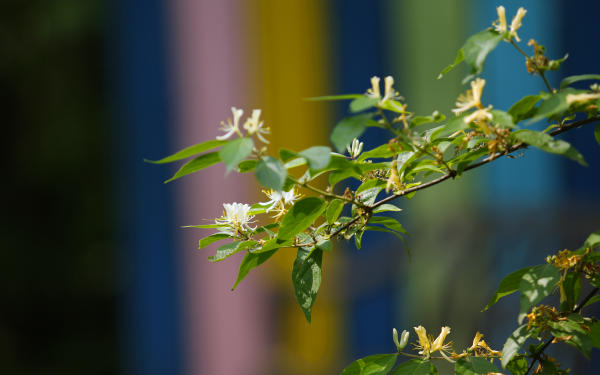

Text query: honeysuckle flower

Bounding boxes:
[566,92,600,106]
[464,106,493,125]
[413,326,453,360]
[243,109,271,144]
[393,328,410,351]
[509,7,527,42]
[452,78,486,116]
[260,188,300,219]
[215,202,255,234]
[469,332,501,357]
[365,75,402,104]
[366,76,381,98]
[493,6,507,34]
[217,107,244,140]
[346,138,364,159]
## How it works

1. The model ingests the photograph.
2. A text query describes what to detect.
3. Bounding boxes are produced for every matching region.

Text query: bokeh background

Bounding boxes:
[2,0,599,374]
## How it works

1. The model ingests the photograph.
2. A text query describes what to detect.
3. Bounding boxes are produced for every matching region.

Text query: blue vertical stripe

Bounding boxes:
[111,1,182,374]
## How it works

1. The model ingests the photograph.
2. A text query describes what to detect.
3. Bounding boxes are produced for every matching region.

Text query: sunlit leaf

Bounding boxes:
[199,233,231,250]
[483,266,534,311]
[502,325,534,368]
[299,146,332,170]
[255,156,287,190]
[331,113,373,153]
[232,249,277,290]
[164,152,221,183]
[146,139,227,164]
[518,264,561,324]
[350,96,380,113]
[278,197,327,240]
[508,95,541,123]
[341,353,398,375]
[455,357,500,375]
[389,359,436,375]
[292,248,323,323]
[219,137,254,172]
[560,74,600,89]
[326,199,346,224]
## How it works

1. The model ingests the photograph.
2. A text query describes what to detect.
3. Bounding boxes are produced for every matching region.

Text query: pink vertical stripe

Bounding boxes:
[168,1,269,374]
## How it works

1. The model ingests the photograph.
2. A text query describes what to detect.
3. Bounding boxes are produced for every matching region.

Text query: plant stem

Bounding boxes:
[510,40,553,92]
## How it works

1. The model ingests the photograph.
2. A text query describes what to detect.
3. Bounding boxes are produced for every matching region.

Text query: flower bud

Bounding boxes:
[393,328,409,351]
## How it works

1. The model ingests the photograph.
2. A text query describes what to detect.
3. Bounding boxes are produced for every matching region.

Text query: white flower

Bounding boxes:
[566,92,600,105]
[217,107,243,140]
[215,202,255,234]
[243,109,271,144]
[493,6,507,34]
[365,75,401,104]
[260,188,300,219]
[346,138,364,159]
[509,7,527,42]
[452,78,486,116]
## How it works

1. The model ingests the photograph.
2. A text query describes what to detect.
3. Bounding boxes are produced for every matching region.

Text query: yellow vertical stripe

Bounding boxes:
[245,1,342,374]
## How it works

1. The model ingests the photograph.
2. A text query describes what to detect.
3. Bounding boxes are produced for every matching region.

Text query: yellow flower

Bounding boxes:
[452,78,486,115]
[464,106,493,125]
[413,326,452,360]
[493,6,507,34]
[469,332,501,357]
[509,7,527,42]
[566,92,600,106]
[365,75,401,105]
[366,76,381,98]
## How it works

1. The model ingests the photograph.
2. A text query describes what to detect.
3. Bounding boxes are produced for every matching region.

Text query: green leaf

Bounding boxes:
[299,146,332,170]
[438,48,464,79]
[595,123,600,146]
[454,357,500,375]
[373,204,402,213]
[508,95,541,123]
[528,88,584,123]
[238,159,258,173]
[359,143,400,161]
[292,248,323,323]
[305,94,363,101]
[219,137,254,172]
[341,353,398,375]
[502,325,533,368]
[198,233,231,249]
[549,317,592,358]
[518,264,561,324]
[514,129,587,166]
[326,199,346,224]
[232,249,277,290]
[506,357,528,375]
[433,114,468,140]
[280,148,298,162]
[590,321,600,348]
[491,109,515,128]
[462,29,504,83]
[277,197,327,240]
[146,139,227,164]
[560,74,600,89]
[350,97,380,113]
[209,240,257,263]
[584,230,600,249]
[389,359,436,375]
[331,114,372,153]
[483,266,535,311]
[164,152,221,183]
[255,156,287,191]
[583,294,600,308]
[368,216,407,234]
[410,111,445,127]
[560,272,581,312]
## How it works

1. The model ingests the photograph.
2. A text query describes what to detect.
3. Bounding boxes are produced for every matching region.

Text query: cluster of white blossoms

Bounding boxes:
[215,202,255,235]
[453,78,493,125]
[366,75,402,104]
[260,188,301,219]
[494,6,527,42]
[217,106,270,143]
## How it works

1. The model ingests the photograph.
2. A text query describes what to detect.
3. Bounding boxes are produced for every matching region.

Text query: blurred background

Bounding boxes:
[1,0,599,374]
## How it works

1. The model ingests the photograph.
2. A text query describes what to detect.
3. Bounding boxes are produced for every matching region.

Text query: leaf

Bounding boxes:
[508,95,541,123]
[359,144,400,161]
[389,359,436,375]
[583,294,600,308]
[502,325,533,368]
[340,353,398,375]
[438,48,464,79]
[305,93,363,101]
[549,317,592,358]
[454,357,500,375]
[584,230,600,249]
[514,129,587,166]
[559,271,581,312]
[590,321,600,349]
[482,266,535,311]
[506,357,528,375]
[238,159,258,173]
[292,248,323,323]
[146,139,227,164]
[164,152,221,183]
[350,97,380,113]
[368,216,407,234]
[528,88,584,123]
[326,199,346,224]
[595,123,600,146]
[277,197,327,240]
[219,137,254,172]
[560,74,600,89]
[432,114,468,140]
[208,240,257,263]
[331,113,373,153]
[373,204,402,213]
[232,249,277,290]
[491,109,515,128]
[299,146,332,170]
[198,233,231,249]
[255,156,287,191]
[462,30,503,83]
[518,264,561,324]
[410,111,446,127]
